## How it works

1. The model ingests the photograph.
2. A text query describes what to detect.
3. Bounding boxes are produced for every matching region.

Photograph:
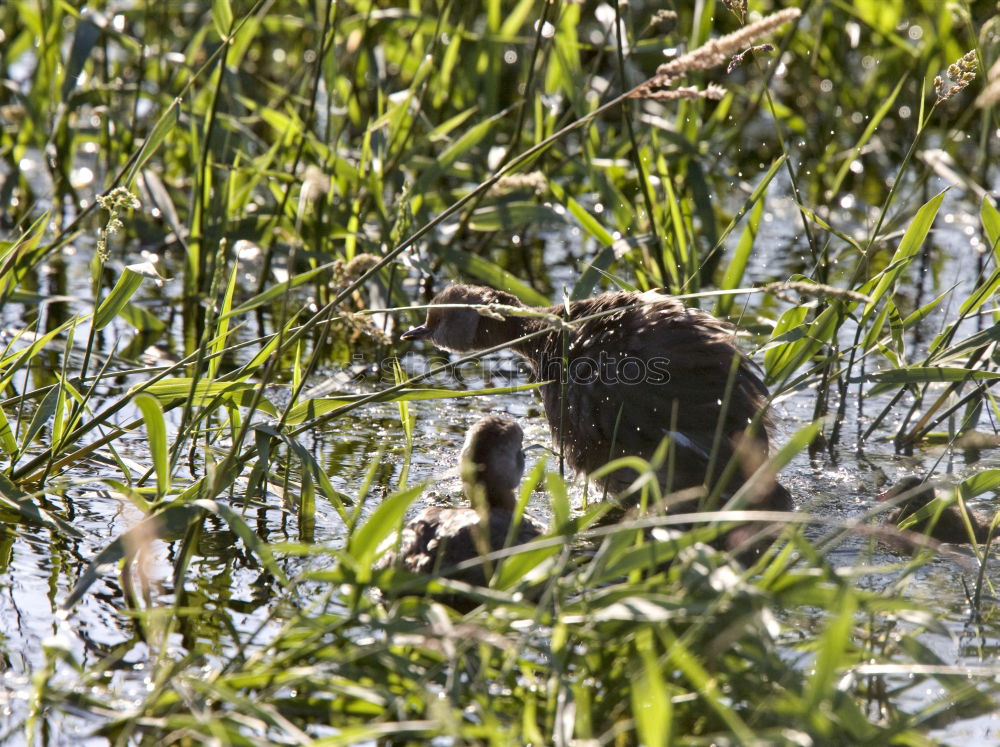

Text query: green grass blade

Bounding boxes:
[346,483,424,579]
[0,405,17,455]
[805,589,856,712]
[868,367,1000,385]
[764,305,840,386]
[982,196,1000,260]
[125,100,180,187]
[0,474,83,538]
[210,260,240,379]
[438,245,549,306]
[61,18,100,102]
[93,263,163,331]
[283,383,545,426]
[711,155,787,267]
[549,182,613,245]
[716,197,763,317]
[20,384,60,451]
[133,393,170,497]
[222,262,336,320]
[135,379,277,415]
[546,470,570,530]
[117,302,168,333]
[827,75,906,197]
[861,190,945,323]
[631,629,670,747]
[212,0,233,37]
[958,469,1000,499]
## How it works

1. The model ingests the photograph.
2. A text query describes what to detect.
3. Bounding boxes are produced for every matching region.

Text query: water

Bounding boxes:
[0,169,998,742]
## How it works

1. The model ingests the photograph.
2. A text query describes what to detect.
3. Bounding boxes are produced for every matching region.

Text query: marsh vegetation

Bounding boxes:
[1,0,999,743]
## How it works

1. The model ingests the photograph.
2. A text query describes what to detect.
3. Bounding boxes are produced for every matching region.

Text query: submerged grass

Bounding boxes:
[1,0,1000,743]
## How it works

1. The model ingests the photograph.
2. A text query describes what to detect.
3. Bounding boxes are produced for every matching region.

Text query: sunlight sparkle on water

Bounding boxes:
[70,167,94,189]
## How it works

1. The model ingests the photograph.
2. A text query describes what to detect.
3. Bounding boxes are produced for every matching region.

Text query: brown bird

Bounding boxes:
[375,416,545,599]
[402,284,791,533]
[878,476,995,544]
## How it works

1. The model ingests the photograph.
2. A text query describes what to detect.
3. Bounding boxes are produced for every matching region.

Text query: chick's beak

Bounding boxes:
[401,324,433,341]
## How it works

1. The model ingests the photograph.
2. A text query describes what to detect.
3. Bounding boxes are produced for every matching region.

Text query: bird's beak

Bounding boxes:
[401,324,432,341]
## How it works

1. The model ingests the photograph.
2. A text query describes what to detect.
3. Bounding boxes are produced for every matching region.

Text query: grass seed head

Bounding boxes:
[95,187,141,261]
[935,49,977,103]
[723,0,748,23]
[631,8,800,100]
[487,172,548,197]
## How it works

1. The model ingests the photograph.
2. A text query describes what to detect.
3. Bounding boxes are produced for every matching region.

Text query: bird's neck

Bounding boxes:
[473,300,576,378]
[465,477,517,513]
[474,313,547,355]
[487,486,517,512]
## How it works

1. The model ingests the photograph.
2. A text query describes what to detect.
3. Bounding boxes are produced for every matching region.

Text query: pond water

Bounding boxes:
[1,165,999,743]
